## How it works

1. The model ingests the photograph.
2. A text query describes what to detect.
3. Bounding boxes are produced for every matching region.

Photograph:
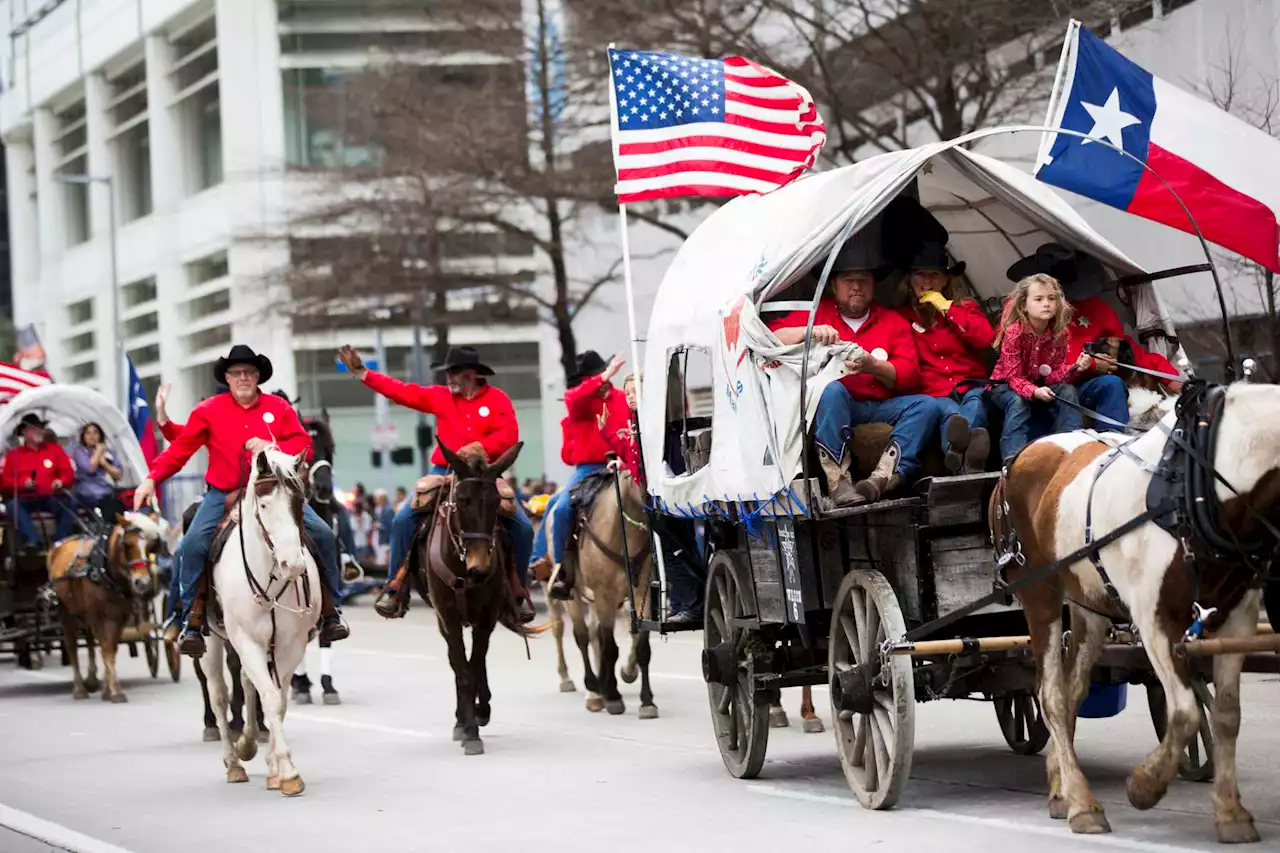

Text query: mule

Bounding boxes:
[47,514,162,703]
[545,468,657,718]
[197,446,320,795]
[990,380,1280,843]
[767,686,825,733]
[402,439,530,755]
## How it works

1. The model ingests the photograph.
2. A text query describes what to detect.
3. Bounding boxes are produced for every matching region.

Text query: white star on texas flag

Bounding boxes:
[1079,87,1141,150]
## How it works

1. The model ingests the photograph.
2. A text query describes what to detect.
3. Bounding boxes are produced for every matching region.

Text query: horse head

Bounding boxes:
[113,512,162,597]
[438,439,523,576]
[1209,381,1280,526]
[249,446,311,581]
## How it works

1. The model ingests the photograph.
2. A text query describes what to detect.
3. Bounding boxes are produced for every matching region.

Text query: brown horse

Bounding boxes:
[547,467,657,718]
[47,514,162,702]
[404,439,531,755]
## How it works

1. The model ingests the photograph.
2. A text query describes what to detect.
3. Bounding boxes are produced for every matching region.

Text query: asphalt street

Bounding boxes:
[1,596,1278,853]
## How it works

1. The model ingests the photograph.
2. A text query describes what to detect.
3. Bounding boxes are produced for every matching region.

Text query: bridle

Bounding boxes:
[438,474,504,564]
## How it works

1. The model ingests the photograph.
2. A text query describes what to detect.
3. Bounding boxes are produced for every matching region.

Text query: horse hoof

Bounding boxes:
[322,692,341,706]
[226,765,249,784]
[294,692,313,705]
[256,730,269,744]
[476,714,490,728]
[73,688,89,701]
[267,775,280,791]
[559,680,576,693]
[585,695,604,713]
[203,727,220,743]
[453,726,466,742]
[1068,811,1111,835]
[280,776,305,797]
[84,676,101,693]
[639,704,659,720]
[620,666,638,684]
[1216,819,1261,844]
[1126,772,1166,811]
[606,699,625,716]
[769,707,789,728]
[235,736,258,763]
[1048,796,1068,820]
[107,692,128,704]
[801,717,825,734]
[464,740,484,756]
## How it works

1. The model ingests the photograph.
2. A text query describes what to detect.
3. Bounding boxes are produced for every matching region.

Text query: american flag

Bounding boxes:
[0,361,50,402]
[608,48,826,204]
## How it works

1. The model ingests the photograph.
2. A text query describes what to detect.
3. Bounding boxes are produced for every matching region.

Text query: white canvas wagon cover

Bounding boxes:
[639,135,1181,513]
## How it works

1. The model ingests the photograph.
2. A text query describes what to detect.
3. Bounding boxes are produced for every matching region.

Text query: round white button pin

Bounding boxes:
[263,412,275,424]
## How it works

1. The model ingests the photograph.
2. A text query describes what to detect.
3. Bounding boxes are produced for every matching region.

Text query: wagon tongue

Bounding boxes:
[831,662,877,716]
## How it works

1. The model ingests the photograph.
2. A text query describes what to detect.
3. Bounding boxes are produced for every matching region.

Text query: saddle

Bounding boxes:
[562,469,651,570]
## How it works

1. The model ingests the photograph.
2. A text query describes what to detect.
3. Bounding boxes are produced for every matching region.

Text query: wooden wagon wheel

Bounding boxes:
[703,551,770,779]
[1146,675,1215,783]
[144,635,160,678]
[994,691,1050,755]
[829,569,915,810]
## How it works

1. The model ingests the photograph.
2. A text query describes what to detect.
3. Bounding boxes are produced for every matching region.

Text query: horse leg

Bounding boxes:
[442,617,480,753]
[1126,610,1203,814]
[636,628,658,719]
[196,655,219,741]
[198,635,248,784]
[470,620,494,731]
[234,639,303,796]
[83,629,100,693]
[1032,611,1108,833]
[621,626,639,684]
[597,606,624,716]
[236,669,261,766]
[549,595,574,692]
[1207,591,1261,844]
[228,645,246,738]
[573,598,602,711]
[1046,603,1111,820]
[319,635,340,705]
[62,615,88,700]
[769,698,790,729]
[799,684,824,733]
[96,617,127,704]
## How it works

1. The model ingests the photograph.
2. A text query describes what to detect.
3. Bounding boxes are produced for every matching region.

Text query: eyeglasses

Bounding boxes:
[226,368,259,379]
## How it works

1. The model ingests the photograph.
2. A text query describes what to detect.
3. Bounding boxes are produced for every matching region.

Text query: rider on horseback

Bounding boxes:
[338,345,537,623]
[134,345,350,657]
[532,350,631,601]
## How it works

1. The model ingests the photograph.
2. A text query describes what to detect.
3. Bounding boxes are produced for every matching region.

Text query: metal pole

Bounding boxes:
[105,176,122,410]
[411,309,428,476]
[373,318,393,497]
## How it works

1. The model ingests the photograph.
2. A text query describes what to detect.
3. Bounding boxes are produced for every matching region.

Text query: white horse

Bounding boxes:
[993,380,1280,843]
[197,446,320,797]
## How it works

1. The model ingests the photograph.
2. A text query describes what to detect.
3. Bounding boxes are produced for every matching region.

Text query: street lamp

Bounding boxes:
[53,172,122,409]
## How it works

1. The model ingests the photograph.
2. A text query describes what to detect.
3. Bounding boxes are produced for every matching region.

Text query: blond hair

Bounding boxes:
[994,273,1073,348]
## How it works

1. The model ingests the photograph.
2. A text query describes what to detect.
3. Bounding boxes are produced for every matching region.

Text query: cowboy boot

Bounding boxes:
[852,440,903,504]
[375,565,411,619]
[818,446,859,508]
[942,414,970,475]
[181,593,207,658]
[318,582,350,642]
[508,565,536,624]
[548,558,574,601]
[964,428,991,474]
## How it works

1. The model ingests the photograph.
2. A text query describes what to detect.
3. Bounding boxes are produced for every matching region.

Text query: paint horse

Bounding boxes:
[544,466,658,719]
[198,446,320,796]
[46,513,162,703]
[991,380,1280,843]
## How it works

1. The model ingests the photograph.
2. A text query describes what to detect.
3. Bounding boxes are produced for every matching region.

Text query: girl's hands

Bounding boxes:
[1032,386,1056,403]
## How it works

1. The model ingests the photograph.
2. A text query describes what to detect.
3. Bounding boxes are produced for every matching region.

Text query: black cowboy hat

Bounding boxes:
[828,237,894,281]
[430,345,494,376]
[880,194,951,269]
[214,345,273,386]
[12,412,48,437]
[567,350,611,388]
[903,241,966,277]
[1005,242,1107,300]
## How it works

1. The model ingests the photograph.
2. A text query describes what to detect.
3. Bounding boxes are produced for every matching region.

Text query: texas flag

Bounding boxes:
[1035,22,1280,273]
[125,355,158,464]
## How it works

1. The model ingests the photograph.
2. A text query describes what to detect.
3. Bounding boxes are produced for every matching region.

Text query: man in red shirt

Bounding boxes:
[1,413,77,547]
[132,345,349,657]
[536,350,632,599]
[768,238,940,506]
[338,345,535,623]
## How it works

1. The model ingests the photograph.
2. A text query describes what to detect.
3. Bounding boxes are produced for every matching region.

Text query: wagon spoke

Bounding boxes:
[863,598,882,663]
[853,714,867,764]
[838,614,858,664]
[872,704,895,745]
[709,607,728,640]
[874,689,895,716]
[863,719,879,790]
[1186,729,1200,767]
[870,709,892,789]
[850,588,869,659]
[715,574,731,617]
[716,684,732,716]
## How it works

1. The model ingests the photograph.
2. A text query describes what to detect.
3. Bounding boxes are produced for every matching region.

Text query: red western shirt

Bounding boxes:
[0,441,75,496]
[990,320,1081,399]
[603,411,643,486]
[767,299,921,401]
[1067,297,1179,383]
[362,372,518,468]
[561,373,632,466]
[158,419,182,443]
[147,392,313,490]
[896,300,994,397]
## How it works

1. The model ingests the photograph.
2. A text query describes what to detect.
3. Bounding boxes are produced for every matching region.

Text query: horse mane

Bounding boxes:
[251,446,307,497]
[121,511,162,543]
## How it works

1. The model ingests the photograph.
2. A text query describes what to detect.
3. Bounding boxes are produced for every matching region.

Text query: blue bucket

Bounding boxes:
[1078,682,1128,719]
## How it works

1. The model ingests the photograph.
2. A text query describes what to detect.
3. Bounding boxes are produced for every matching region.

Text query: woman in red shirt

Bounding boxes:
[896,242,995,474]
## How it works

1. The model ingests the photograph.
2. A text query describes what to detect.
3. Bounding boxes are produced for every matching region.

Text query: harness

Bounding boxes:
[427,474,507,628]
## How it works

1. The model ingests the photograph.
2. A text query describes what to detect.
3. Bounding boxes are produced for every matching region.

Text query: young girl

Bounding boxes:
[987,273,1094,463]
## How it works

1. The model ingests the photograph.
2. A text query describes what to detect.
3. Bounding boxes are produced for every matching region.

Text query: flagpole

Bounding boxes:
[608,42,669,624]
[1036,19,1079,172]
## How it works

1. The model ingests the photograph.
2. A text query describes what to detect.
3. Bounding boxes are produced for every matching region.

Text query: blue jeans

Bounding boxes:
[7,495,78,546]
[334,502,358,556]
[988,384,1083,463]
[933,386,989,454]
[813,383,940,482]
[1077,374,1128,428]
[387,464,534,587]
[530,463,608,566]
[175,488,342,627]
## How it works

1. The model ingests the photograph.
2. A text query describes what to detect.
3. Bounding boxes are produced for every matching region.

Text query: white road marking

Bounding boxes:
[288,711,438,739]
[748,786,1217,853]
[0,802,137,853]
